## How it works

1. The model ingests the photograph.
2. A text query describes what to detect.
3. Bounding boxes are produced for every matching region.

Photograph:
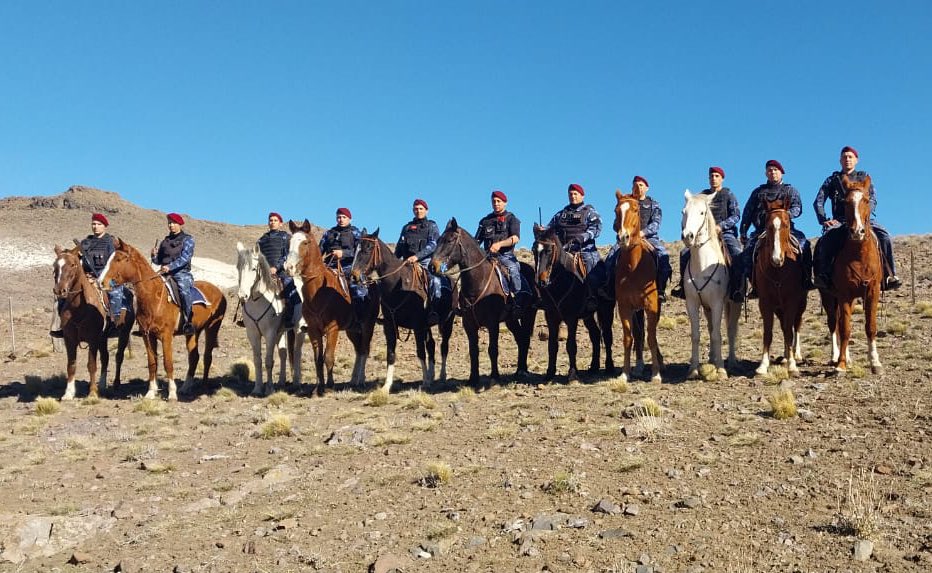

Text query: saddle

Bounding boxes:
[326,266,351,298]
[489,259,511,296]
[401,263,429,302]
[572,253,589,279]
[161,276,209,307]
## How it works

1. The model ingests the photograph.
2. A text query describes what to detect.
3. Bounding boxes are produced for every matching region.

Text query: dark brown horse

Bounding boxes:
[532,224,614,380]
[753,198,808,377]
[52,244,132,400]
[284,220,380,395]
[99,239,227,400]
[430,218,537,387]
[818,175,883,374]
[350,228,454,391]
[613,192,663,383]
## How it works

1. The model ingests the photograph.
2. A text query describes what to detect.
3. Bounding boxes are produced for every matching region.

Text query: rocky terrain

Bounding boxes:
[0,187,930,572]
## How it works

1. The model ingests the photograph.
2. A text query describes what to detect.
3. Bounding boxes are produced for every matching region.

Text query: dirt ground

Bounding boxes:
[0,230,930,572]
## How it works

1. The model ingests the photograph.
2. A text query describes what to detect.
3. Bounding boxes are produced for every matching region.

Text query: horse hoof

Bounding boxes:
[871,365,884,375]
[651,374,662,384]
[754,367,769,377]
[686,369,699,380]
[567,369,579,382]
[143,391,157,400]
[717,368,729,380]
[167,393,178,402]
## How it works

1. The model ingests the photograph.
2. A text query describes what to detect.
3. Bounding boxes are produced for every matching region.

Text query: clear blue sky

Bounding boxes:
[2,1,930,245]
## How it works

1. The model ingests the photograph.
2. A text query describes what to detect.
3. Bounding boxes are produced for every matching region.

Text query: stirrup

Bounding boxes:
[49,330,64,339]
[884,276,902,290]
[670,285,685,300]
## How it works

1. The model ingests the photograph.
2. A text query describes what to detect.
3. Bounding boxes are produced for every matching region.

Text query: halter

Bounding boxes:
[357,236,408,282]
[439,229,502,312]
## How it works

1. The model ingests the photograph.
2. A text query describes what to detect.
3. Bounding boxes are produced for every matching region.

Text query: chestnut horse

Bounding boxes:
[532,224,614,381]
[350,228,454,391]
[818,175,883,374]
[681,190,740,379]
[431,218,537,387]
[753,198,807,376]
[284,220,380,395]
[99,239,227,400]
[613,192,663,383]
[52,244,132,400]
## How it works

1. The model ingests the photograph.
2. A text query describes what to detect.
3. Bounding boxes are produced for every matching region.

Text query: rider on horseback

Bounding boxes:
[151,213,196,335]
[51,213,132,339]
[257,211,301,328]
[395,198,443,326]
[319,207,369,328]
[813,146,901,291]
[474,190,529,317]
[600,176,672,303]
[546,183,602,311]
[737,160,813,301]
[671,167,742,300]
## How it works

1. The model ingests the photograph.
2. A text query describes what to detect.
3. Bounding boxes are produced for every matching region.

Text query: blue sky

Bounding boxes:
[2,1,930,245]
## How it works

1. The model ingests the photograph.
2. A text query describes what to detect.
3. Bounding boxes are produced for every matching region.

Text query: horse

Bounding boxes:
[613,192,664,383]
[52,244,132,400]
[818,175,883,375]
[680,190,740,379]
[753,198,808,376]
[99,239,227,400]
[430,218,537,387]
[283,220,379,395]
[235,242,305,396]
[532,224,614,381]
[350,228,454,392]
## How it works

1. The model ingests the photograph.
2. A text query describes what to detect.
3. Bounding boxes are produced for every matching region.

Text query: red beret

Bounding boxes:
[91,213,109,226]
[567,183,585,196]
[413,198,428,210]
[633,175,649,187]
[841,146,858,158]
[268,212,283,222]
[336,207,352,218]
[765,159,785,174]
[166,213,185,225]
[709,166,725,179]
[491,190,507,202]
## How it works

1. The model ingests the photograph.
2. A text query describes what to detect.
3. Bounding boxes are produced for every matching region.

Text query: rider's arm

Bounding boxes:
[166,235,195,272]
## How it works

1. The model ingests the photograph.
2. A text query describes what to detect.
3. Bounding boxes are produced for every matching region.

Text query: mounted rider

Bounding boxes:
[395,198,443,326]
[813,146,901,291]
[50,213,132,338]
[546,183,604,308]
[671,167,742,300]
[319,207,369,326]
[151,213,196,335]
[474,190,529,315]
[737,160,813,301]
[256,211,301,328]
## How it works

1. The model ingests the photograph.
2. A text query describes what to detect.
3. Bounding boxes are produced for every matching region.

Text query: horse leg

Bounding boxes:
[756,306,774,376]
[865,287,883,374]
[163,334,178,401]
[708,302,726,377]
[321,328,338,395]
[782,308,800,377]
[835,299,853,373]
[424,328,436,386]
[565,318,580,382]
[438,319,452,381]
[725,300,740,370]
[310,334,325,396]
[180,333,200,395]
[544,312,560,380]
[821,292,840,365]
[487,320,500,387]
[633,310,646,374]
[619,315,633,383]
[290,328,304,388]
[646,310,663,383]
[599,304,615,373]
[582,314,601,375]
[85,342,99,399]
[62,338,79,400]
[686,297,702,379]
[274,330,288,393]
[143,332,160,400]
[202,321,220,388]
[113,327,130,390]
[381,321,397,393]
[465,320,482,387]
[248,325,265,397]
[96,339,110,397]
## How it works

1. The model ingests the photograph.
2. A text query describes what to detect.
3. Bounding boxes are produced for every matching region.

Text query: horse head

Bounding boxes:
[351,227,381,283]
[680,190,715,248]
[614,191,641,249]
[763,199,793,267]
[235,241,258,301]
[432,217,466,274]
[284,219,313,276]
[532,223,561,286]
[52,244,83,299]
[842,175,873,242]
[98,237,136,290]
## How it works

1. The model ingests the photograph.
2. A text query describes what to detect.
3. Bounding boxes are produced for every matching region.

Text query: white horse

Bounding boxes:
[235,242,304,396]
[680,191,740,379]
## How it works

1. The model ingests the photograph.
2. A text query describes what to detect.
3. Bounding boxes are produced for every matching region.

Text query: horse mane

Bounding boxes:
[254,251,280,292]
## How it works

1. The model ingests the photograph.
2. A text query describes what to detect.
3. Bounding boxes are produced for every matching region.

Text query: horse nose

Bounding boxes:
[682,231,693,243]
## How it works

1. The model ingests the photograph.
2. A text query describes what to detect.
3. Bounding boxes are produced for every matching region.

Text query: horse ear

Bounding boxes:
[615,189,623,201]
[372,227,380,238]
[683,189,692,200]
[301,219,312,233]
[445,218,457,232]
[288,220,299,233]
[112,237,123,250]
[54,244,63,256]
[72,237,81,247]
[236,241,244,253]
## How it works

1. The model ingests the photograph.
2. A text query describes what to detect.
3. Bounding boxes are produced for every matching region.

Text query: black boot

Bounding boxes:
[182,312,195,335]
[426,302,440,326]
[282,302,295,329]
[670,276,686,300]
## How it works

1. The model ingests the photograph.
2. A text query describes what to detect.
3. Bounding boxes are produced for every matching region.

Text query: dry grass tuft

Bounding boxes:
[229,358,255,382]
[364,388,390,407]
[543,470,581,494]
[454,386,476,401]
[133,399,166,416]
[258,414,293,439]
[80,396,101,406]
[658,316,676,330]
[214,387,237,401]
[615,455,645,473]
[421,461,453,488]
[767,388,798,420]
[34,397,60,416]
[402,391,436,410]
[143,461,176,474]
[372,433,411,446]
[885,320,908,336]
[848,364,867,379]
[913,301,932,318]
[604,377,629,394]
[837,468,882,540]
[266,391,290,408]
[637,398,662,417]
[698,364,720,382]
[765,365,789,383]
[728,432,760,447]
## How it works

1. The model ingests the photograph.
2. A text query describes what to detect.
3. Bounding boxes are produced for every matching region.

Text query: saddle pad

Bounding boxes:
[162,276,210,307]
[493,264,510,295]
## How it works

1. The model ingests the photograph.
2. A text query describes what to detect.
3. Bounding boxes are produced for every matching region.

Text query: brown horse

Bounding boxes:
[52,245,132,400]
[99,239,227,400]
[284,220,380,395]
[532,224,614,381]
[431,218,537,387]
[613,192,663,383]
[818,175,883,374]
[753,198,808,377]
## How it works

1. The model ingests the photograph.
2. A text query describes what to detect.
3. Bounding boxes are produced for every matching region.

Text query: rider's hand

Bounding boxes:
[822,219,839,230]
[331,249,343,260]
[159,265,170,274]
[405,256,418,265]
[489,241,501,254]
[269,267,277,275]
[739,235,747,247]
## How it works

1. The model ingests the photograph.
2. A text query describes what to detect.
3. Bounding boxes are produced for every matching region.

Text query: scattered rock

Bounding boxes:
[624,504,640,516]
[370,552,412,573]
[593,499,622,515]
[467,536,487,548]
[635,565,653,573]
[853,539,873,561]
[113,558,137,573]
[599,528,632,539]
[789,455,806,465]
[325,425,375,447]
[678,497,701,509]
[242,540,256,555]
[68,551,92,564]
[182,497,221,514]
[275,518,297,530]
[566,517,589,528]
[874,465,893,475]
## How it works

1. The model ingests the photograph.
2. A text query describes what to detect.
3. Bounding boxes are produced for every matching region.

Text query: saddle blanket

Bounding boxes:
[162,277,210,307]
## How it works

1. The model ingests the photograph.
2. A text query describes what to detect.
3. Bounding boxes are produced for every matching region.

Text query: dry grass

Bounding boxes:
[81,396,101,406]
[837,468,882,540]
[884,320,908,336]
[604,377,629,394]
[402,391,436,410]
[364,388,390,407]
[34,397,60,416]
[848,364,867,379]
[543,470,580,494]
[637,398,662,417]
[214,387,237,401]
[371,433,411,446]
[615,455,645,473]
[143,461,176,474]
[421,461,453,488]
[767,388,798,420]
[258,414,293,439]
[729,432,760,447]
[454,386,476,401]
[229,358,255,382]
[913,300,932,318]
[658,316,677,330]
[266,391,290,408]
[133,399,166,416]
[698,363,721,382]
[765,365,789,383]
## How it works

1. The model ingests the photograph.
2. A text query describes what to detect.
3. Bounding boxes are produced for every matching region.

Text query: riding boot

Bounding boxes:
[670,273,686,300]
[104,319,118,338]
[182,311,196,335]
[730,274,747,303]
[282,300,295,329]
[347,298,365,332]
[656,274,668,304]
[801,245,815,291]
